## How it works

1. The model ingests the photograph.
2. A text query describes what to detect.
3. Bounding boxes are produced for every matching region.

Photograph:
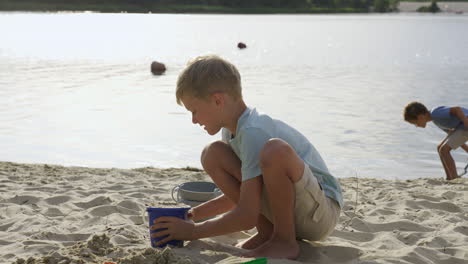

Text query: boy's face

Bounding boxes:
[409,114,427,128]
[181,94,223,136]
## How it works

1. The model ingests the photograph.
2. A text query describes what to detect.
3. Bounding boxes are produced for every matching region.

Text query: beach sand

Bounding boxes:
[0,161,467,264]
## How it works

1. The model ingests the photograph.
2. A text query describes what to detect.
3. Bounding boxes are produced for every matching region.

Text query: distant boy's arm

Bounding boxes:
[191,176,263,239]
[449,107,468,127]
[461,144,468,153]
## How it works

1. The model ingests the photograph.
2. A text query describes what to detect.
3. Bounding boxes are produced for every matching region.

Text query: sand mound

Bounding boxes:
[12,234,192,264]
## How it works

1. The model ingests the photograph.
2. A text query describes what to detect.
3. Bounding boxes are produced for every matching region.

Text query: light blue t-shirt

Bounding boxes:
[221,107,343,208]
[431,106,468,132]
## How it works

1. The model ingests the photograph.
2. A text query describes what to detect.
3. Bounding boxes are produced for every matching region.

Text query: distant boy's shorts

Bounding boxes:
[260,163,341,241]
[446,129,468,149]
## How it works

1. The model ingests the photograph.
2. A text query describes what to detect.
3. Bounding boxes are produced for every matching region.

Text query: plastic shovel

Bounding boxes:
[241,258,268,264]
[459,162,468,177]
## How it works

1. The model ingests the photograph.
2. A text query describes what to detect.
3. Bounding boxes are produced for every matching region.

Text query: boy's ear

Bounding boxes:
[212,93,225,106]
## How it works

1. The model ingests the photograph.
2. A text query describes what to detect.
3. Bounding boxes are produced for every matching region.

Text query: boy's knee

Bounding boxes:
[201,141,229,167]
[437,141,445,152]
[438,144,452,155]
[260,138,293,168]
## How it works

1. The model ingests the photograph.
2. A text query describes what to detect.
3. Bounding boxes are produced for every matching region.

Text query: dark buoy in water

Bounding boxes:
[237,42,247,49]
[151,61,166,75]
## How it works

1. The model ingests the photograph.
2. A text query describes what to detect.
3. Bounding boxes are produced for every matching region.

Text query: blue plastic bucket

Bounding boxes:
[147,207,190,248]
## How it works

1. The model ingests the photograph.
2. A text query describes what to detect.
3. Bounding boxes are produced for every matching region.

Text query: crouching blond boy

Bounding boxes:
[151,55,343,260]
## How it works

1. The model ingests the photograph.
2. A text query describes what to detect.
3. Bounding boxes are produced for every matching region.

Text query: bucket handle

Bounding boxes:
[171,184,182,203]
[213,187,223,197]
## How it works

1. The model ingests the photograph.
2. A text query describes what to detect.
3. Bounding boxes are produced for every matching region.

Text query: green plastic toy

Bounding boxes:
[241,257,267,264]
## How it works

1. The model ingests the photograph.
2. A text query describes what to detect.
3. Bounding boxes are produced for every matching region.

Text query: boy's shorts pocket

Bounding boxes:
[294,164,337,241]
[302,170,326,223]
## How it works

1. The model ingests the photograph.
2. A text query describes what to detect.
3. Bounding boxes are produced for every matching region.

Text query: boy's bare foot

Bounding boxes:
[236,232,271,249]
[242,237,300,260]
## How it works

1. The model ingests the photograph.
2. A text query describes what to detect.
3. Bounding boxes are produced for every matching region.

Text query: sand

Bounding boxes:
[0,161,467,264]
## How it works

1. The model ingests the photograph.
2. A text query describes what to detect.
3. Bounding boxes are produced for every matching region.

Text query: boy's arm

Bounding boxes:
[189,194,236,222]
[461,144,468,153]
[449,107,468,127]
[191,176,263,239]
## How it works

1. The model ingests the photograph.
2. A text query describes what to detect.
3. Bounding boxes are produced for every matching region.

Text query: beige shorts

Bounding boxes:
[446,129,468,149]
[261,164,341,241]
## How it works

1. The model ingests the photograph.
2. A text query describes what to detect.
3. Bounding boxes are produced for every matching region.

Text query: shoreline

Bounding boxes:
[0,2,368,14]
[1,5,468,15]
[1,160,467,263]
[1,2,468,14]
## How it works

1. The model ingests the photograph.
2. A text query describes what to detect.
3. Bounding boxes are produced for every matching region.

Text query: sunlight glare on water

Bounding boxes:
[1,13,467,179]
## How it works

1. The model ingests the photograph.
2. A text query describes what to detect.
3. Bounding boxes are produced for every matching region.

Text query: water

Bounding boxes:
[1,12,467,180]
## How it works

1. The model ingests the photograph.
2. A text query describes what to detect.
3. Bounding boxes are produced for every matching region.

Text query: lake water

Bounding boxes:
[1,12,467,180]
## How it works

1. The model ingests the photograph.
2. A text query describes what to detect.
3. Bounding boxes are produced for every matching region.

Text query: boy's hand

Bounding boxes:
[150,216,195,246]
[187,208,195,220]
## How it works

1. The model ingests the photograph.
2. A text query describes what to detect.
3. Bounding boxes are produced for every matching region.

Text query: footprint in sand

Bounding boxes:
[6,195,40,205]
[405,200,462,213]
[88,205,139,217]
[44,195,71,205]
[331,229,375,243]
[73,196,112,209]
[350,218,434,233]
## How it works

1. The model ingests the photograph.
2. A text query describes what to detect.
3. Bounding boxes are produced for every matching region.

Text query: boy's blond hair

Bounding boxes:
[176,55,242,105]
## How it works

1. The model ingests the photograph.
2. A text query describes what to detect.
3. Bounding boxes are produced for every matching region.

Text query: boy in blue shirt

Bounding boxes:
[404,102,468,180]
[151,55,343,260]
